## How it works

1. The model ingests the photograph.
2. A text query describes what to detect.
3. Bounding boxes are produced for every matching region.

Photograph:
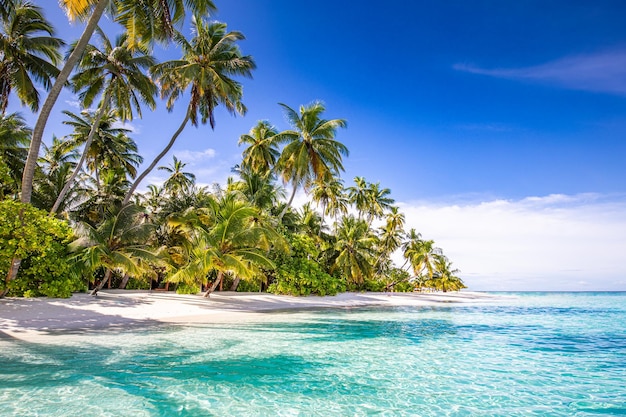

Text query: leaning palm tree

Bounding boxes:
[276,101,348,220]
[51,28,156,214]
[21,0,217,205]
[431,254,465,292]
[239,120,281,177]
[0,0,63,114]
[402,229,442,285]
[123,19,255,205]
[70,204,160,295]
[169,192,285,297]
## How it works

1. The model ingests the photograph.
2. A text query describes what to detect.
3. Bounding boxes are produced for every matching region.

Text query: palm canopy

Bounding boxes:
[69,204,160,295]
[151,18,255,128]
[124,18,255,205]
[61,109,142,178]
[239,120,281,176]
[159,156,195,196]
[169,192,286,296]
[0,0,63,113]
[0,112,30,196]
[60,0,217,48]
[277,101,348,187]
[402,229,442,279]
[71,27,157,121]
[333,215,376,285]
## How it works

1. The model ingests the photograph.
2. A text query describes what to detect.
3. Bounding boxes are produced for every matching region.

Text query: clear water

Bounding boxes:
[1,292,625,416]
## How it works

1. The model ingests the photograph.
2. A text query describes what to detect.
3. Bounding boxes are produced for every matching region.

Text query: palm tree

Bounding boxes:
[348,176,368,221]
[159,156,195,197]
[14,0,215,284]
[375,207,405,270]
[431,254,465,292]
[239,120,281,176]
[310,173,346,233]
[364,182,394,225]
[70,203,159,295]
[276,101,348,220]
[51,28,156,214]
[0,112,30,197]
[333,215,376,286]
[229,167,284,212]
[60,109,141,191]
[123,19,255,205]
[32,135,79,213]
[0,0,63,114]
[402,229,442,285]
[169,192,285,297]
[21,0,216,205]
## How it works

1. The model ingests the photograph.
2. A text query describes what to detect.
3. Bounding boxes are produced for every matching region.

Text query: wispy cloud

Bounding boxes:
[112,120,139,134]
[174,148,217,162]
[454,49,626,96]
[397,193,626,291]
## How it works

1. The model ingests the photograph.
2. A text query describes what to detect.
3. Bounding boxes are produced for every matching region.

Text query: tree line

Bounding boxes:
[0,0,465,297]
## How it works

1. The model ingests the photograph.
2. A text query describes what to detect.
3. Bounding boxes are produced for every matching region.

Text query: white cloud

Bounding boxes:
[454,49,626,95]
[397,194,626,291]
[174,148,217,162]
[65,100,81,109]
[112,120,139,134]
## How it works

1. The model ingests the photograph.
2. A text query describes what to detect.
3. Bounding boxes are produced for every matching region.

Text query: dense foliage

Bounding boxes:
[0,199,82,297]
[0,0,466,298]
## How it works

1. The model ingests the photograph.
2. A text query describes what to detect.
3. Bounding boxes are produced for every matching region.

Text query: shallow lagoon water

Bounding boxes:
[1,292,625,416]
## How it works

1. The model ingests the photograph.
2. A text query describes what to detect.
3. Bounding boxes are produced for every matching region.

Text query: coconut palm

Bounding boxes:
[239,120,281,176]
[430,254,465,292]
[123,19,255,205]
[333,215,376,286]
[0,0,63,114]
[276,101,348,220]
[159,156,195,197]
[348,176,368,220]
[32,136,79,213]
[22,0,216,205]
[70,203,159,295]
[60,109,141,190]
[51,28,156,214]
[375,207,405,270]
[229,167,284,212]
[402,229,442,284]
[169,192,285,297]
[0,112,30,197]
[310,173,346,233]
[364,182,394,225]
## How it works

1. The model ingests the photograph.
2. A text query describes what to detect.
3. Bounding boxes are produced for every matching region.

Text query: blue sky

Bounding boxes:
[10,1,626,290]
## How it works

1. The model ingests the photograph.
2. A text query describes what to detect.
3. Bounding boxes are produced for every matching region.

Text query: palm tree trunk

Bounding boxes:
[2,206,26,298]
[118,273,130,289]
[122,110,191,205]
[204,270,223,298]
[278,183,298,221]
[229,276,240,291]
[50,92,112,214]
[91,268,112,296]
[21,0,108,205]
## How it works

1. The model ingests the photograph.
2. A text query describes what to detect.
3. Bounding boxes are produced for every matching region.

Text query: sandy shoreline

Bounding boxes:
[0,290,501,342]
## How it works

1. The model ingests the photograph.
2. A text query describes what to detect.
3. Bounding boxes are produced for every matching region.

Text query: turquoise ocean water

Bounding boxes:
[1,292,625,416]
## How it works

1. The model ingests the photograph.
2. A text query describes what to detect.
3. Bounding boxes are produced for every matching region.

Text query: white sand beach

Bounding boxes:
[0,291,500,342]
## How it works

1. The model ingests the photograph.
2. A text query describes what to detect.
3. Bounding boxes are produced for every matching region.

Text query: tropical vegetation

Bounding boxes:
[0,0,465,298]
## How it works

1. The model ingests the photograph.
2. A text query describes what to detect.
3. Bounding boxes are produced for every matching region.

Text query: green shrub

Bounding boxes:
[268,234,345,296]
[176,282,200,294]
[1,200,83,297]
